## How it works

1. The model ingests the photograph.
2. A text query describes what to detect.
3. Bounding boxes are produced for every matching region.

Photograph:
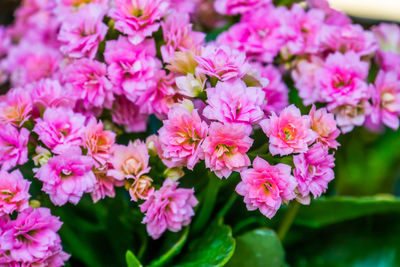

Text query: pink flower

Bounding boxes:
[167,0,200,13]
[203,80,265,125]
[0,170,30,216]
[332,100,371,133]
[111,96,149,133]
[0,124,29,171]
[104,37,161,103]
[34,149,96,205]
[161,12,205,63]
[108,140,150,181]
[316,51,369,109]
[214,0,270,15]
[306,0,351,26]
[0,207,69,265]
[202,122,253,178]
[33,107,86,154]
[58,3,108,59]
[194,45,250,82]
[140,178,198,239]
[372,23,400,74]
[128,175,154,202]
[109,0,169,45]
[54,0,109,20]
[370,71,400,130]
[63,58,113,109]
[236,156,297,219]
[83,118,116,167]
[158,106,208,170]
[293,143,335,200]
[0,87,32,127]
[91,167,122,203]
[309,106,340,149]
[260,105,317,156]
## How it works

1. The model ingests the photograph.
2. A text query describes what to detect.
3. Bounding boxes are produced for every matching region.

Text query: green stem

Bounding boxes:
[217,193,238,219]
[277,201,300,241]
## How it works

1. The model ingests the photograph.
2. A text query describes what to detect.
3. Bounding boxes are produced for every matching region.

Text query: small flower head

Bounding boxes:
[309,105,340,149]
[0,87,32,127]
[128,175,154,202]
[214,0,270,15]
[0,170,30,216]
[111,96,149,133]
[0,124,29,171]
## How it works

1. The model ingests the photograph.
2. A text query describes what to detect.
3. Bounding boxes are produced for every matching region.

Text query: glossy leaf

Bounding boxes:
[126,250,142,267]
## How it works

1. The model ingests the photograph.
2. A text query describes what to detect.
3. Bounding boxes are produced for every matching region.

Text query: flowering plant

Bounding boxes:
[1,0,400,266]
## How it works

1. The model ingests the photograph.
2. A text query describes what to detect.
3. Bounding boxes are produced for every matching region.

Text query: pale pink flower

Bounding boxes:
[0,26,10,57]
[167,0,200,13]
[236,156,297,219]
[34,149,96,206]
[0,170,30,216]
[129,175,154,202]
[214,0,270,15]
[63,58,113,109]
[370,71,400,130]
[316,52,369,109]
[91,167,122,203]
[203,80,265,125]
[54,0,110,20]
[58,3,108,59]
[111,96,149,133]
[293,143,335,200]
[0,207,69,265]
[194,45,250,82]
[33,107,86,154]
[83,118,116,167]
[161,12,205,62]
[309,105,340,149]
[306,0,351,26]
[0,124,29,171]
[372,23,400,75]
[0,87,32,127]
[108,140,150,181]
[202,122,253,178]
[158,106,208,170]
[109,0,169,45]
[332,100,371,133]
[140,178,198,239]
[260,105,317,156]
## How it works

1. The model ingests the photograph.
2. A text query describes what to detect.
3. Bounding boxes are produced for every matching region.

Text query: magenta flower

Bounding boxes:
[111,96,149,133]
[0,170,30,216]
[63,58,113,109]
[370,71,400,130]
[109,0,169,45]
[194,45,250,82]
[0,207,69,265]
[58,3,108,59]
[214,0,270,15]
[204,80,265,125]
[108,140,150,181]
[0,124,29,171]
[236,157,297,219]
[309,105,340,149]
[306,0,351,26]
[34,149,96,206]
[33,107,86,154]
[202,122,253,178]
[316,51,369,109]
[0,87,32,127]
[260,105,316,156]
[293,143,335,201]
[158,106,208,170]
[140,179,198,239]
[55,0,109,20]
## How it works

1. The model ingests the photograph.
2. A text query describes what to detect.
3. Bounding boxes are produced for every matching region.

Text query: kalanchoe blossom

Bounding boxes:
[54,0,110,20]
[63,58,114,109]
[58,3,108,59]
[194,45,250,82]
[108,140,150,181]
[0,170,30,216]
[111,96,149,133]
[214,0,270,15]
[309,106,340,149]
[33,107,86,154]
[260,105,317,156]
[109,0,169,45]
[0,87,32,127]
[236,156,297,219]
[370,71,400,130]
[333,100,371,133]
[0,207,70,265]
[203,80,265,125]
[372,23,400,74]
[158,106,208,170]
[0,124,29,171]
[306,0,351,26]
[293,143,335,202]
[140,179,198,239]
[34,148,96,206]
[91,167,122,203]
[129,175,154,202]
[202,122,253,179]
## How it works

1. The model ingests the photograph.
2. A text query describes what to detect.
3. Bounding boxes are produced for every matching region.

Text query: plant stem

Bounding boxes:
[217,193,237,219]
[277,201,300,241]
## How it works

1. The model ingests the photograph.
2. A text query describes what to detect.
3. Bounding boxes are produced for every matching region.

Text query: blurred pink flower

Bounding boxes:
[140,179,198,239]
[0,170,30,216]
[372,23,400,75]
[332,100,371,133]
[0,124,29,171]
[309,105,340,149]
[236,156,297,218]
[214,0,270,15]
[111,96,149,133]
[0,87,32,127]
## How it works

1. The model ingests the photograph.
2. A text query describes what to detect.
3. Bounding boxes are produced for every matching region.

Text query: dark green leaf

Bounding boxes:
[227,228,285,267]
[126,250,142,267]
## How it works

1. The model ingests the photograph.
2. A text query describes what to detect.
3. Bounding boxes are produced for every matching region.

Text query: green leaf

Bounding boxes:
[227,228,285,267]
[126,250,142,267]
[295,196,400,228]
[149,227,189,267]
[174,220,235,266]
